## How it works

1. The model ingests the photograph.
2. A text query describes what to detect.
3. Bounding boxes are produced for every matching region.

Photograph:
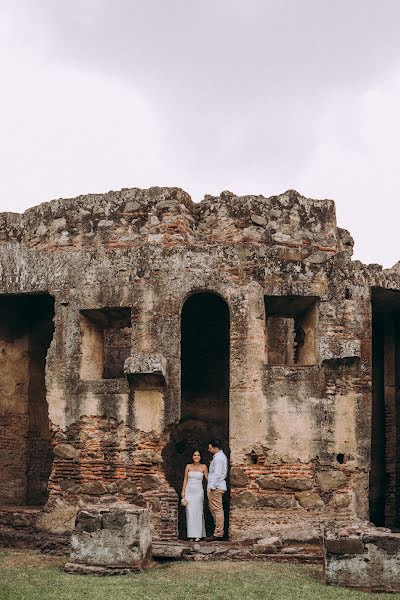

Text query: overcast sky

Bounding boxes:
[1,1,399,266]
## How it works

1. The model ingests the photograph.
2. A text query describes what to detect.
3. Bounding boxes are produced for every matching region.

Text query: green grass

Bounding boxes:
[1,548,399,600]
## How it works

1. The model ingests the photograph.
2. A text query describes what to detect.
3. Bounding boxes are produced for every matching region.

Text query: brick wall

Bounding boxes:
[49,416,178,541]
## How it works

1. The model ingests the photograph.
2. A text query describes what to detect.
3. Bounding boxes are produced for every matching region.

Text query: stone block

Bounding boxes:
[12,514,32,528]
[231,491,258,508]
[281,524,322,543]
[152,543,186,559]
[75,510,102,533]
[36,506,79,534]
[328,493,351,509]
[102,510,126,529]
[54,443,80,460]
[250,214,266,226]
[230,467,249,487]
[284,478,313,491]
[79,481,108,495]
[67,505,152,574]
[363,535,400,555]
[317,470,347,492]
[256,476,285,490]
[253,536,282,554]
[117,479,138,495]
[295,491,324,509]
[140,475,161,492]
[258,494,295,509]
[125,201,140,212]
[324,526,400,592]
[106,481,119,493]
[124,354,167,381]
[325,538,364,555]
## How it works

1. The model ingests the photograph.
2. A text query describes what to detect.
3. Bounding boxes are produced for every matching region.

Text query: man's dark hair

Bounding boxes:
[209,438,222,449]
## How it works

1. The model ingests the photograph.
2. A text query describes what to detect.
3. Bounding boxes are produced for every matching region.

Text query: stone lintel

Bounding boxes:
[124,354,167,383]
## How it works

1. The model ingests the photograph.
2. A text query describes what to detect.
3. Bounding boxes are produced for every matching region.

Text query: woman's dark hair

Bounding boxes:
[209,438,222,449]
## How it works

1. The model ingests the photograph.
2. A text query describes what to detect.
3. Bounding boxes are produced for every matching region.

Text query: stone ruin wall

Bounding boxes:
[0,186,399,544]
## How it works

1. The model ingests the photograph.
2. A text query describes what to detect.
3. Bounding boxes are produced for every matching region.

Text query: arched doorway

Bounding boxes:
[164,292,230,539]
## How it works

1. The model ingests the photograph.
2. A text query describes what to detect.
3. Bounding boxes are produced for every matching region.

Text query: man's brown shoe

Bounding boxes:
[205,535,224,542]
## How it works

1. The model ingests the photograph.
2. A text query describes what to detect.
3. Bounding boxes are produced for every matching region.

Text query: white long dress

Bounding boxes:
[185,470,206,539]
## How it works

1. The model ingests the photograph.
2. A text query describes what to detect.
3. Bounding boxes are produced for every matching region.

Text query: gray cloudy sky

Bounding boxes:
[1,1,399,266]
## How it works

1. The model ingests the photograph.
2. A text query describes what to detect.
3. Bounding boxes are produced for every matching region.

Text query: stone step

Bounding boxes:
[152,541,323,563]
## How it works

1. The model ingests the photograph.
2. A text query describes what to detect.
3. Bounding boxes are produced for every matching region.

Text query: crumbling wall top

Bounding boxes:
[0,187,338,255]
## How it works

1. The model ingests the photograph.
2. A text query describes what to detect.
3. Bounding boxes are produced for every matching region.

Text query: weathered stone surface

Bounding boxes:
[250,214,266,226]
[328,493,352,509]
[75,510,102,532]
[253,536,282,554]
[317,470,348,492]
[295,491,324,510]
[53,444,80,460]
[231,491,258,508]
[364,535,400,555]
[258,495,296,509]
[70,506,151,572]
[152,543,186,559]
[36,506,79,534]
[325,538,364,555]
[134,450,163,464]
[140,475,162,492]
[79,481,108,495]
[102,510,126,529]
[106,481,119,493]
[124,201,141,212]
[284,478,313,491]
[280,524,322,543]
[128,495,147,508]
[117,479,138,495]
[78,494,117,506]
[256,476,285,490]
[324,526,400,592]
[124,354,167,380]
[11,514,32,528]
[230,467,249,487]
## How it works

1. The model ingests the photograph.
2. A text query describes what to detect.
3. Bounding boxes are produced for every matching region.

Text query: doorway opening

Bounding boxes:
[164,292,230,539]
[370,287,400,528]
[0,294,55,506]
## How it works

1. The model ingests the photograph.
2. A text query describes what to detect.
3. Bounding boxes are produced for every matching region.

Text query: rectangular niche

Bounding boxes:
[265,295,319,366]
[79,307,132,380]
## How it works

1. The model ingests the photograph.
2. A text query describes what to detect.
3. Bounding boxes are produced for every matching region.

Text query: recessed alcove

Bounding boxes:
[79,307,132,380]
[265,296,318,366]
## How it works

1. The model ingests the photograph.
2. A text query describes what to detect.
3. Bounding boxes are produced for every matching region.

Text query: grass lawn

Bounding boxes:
[1,548,400,600]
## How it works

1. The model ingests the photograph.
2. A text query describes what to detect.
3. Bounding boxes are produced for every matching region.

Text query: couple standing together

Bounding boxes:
[181,438,228,542]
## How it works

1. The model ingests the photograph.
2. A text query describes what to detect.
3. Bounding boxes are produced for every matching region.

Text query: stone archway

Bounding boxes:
[164,292,230,539]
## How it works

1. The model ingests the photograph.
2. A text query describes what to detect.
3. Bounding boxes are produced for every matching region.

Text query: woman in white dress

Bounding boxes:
[181,450,208,541]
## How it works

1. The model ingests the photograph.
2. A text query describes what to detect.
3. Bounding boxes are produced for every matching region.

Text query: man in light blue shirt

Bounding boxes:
[206,438,228,541]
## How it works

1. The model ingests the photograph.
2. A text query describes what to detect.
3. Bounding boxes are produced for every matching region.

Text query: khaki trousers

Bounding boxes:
[207,488,225,537]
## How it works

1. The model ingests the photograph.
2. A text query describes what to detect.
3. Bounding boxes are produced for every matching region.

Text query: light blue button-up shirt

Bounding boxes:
[208,450,228,491]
